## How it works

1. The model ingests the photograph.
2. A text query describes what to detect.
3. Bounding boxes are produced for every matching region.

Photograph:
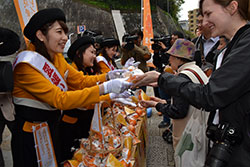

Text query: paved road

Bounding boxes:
[146,87,175,167]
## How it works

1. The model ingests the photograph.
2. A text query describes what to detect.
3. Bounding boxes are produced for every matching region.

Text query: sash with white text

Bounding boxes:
[13,51,68,91]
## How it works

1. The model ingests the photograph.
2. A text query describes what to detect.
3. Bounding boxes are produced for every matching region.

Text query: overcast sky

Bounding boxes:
[179,0,199,20]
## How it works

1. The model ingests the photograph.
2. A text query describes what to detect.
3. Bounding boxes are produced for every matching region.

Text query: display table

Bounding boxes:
[63,104,149,167]
[132,115,148,167]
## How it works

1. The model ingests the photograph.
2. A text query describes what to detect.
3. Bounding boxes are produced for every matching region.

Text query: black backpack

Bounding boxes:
[0,61,13,92]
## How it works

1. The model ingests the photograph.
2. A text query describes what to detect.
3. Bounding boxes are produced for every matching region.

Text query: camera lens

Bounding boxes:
[206,124,218,141]
[152,44,161,50]
[205,142,232,167]
[124,43,134,50]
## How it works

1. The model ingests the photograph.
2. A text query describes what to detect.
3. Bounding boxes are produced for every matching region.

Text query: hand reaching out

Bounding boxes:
[124,57,141,68]
[149,96,167,103]
[107,69,128,80]
[139,96,166,108]
[140,100,158,108]
[103,78,132,94]
[132,71,160,89]
[109,91,131,99]
[113,97,137,107]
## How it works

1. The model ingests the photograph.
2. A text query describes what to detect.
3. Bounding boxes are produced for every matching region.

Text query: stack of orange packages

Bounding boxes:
[63,66,150,167]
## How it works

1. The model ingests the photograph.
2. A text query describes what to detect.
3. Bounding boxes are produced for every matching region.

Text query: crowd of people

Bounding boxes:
[0,0,250,166]
[133,0,250,167]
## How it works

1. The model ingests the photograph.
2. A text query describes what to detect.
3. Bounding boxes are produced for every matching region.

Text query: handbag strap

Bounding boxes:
[184,68,205,85]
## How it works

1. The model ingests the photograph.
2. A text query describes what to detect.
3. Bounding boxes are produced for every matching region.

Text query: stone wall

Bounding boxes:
[0,0,117,45]
[0,0,183,46]
[121,8,171,37]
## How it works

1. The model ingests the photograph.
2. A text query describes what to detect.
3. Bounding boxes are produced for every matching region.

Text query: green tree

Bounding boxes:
[152,0,184,21]
[80,0,184,20]
[167,0,184,21]
[170,0,184,20]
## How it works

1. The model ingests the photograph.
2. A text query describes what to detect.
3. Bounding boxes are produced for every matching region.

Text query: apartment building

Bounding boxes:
[188,8,199,34]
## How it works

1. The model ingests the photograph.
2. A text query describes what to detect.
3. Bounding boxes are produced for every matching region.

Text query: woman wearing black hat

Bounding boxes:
[96,37,120,73]
[67,35,101,75]
[60,35,129,161]
[0,27,20,167]
[12,8,131,167]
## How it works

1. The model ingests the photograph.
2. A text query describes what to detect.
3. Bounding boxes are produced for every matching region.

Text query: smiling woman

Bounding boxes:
[35,21,68,61]
[59,35,110,161]
[133,0,250,166]
[97,37,120,73]
[67,35,100,74]
[11,8,131,167]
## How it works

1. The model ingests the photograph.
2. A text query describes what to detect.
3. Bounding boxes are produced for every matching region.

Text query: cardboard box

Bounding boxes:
[132,115,147,167]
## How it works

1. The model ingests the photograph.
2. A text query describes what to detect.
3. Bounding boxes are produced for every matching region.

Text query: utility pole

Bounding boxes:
[141,0,144,31]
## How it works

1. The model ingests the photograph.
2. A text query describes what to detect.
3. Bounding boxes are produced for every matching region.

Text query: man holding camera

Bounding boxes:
[121,29,151,92]
[153,31,184,73]
[152,36,171,73]
[0,27,20,167]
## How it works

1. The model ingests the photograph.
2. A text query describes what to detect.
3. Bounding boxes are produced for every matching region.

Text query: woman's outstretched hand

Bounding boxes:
[131,71,160,89]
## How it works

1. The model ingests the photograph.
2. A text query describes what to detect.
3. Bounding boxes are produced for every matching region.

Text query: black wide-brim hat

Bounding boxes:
[100,38,120,48]
[0,27,20,56]
[24,8,66,41]
[67,35,94,60]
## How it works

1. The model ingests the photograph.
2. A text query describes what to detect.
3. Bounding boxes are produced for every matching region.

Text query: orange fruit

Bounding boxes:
[164,65,175,74]
[128,119,137,126]
[128,124,135,133]
[136,109,143,116]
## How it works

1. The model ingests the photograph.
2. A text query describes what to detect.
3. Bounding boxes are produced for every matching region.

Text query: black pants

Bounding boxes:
[59,109,94,161]
[0,110,16,167]
[12,105,61,167]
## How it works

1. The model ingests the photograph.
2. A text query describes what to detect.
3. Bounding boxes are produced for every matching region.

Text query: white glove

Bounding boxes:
[103,78,132,94]
[107,69,128,80]
[113,98,137,107]
[109,91,131,100]
[124,57,141,68]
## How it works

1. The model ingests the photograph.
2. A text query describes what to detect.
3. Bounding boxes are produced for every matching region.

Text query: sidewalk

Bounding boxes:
[146,87,175,167]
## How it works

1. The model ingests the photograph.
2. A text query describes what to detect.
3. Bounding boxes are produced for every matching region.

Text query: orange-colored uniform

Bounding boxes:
[13,52,107,110]
[96,54,115,73]
[98,61,112,73]
[59,61,111,161]
[70,62,111,104]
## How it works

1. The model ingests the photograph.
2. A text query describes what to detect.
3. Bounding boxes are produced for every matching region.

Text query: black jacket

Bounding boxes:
[153,48,170,72]
[158,23,250,167]
[155,74,190,119]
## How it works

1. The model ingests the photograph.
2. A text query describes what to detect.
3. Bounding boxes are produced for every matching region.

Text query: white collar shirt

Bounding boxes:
[202,36,219,58]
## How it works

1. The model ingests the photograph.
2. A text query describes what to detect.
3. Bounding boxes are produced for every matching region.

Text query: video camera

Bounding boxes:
[122,34,138,50]
[79,30,104,44]
[151,35,171,51]
[205,123,242,167]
